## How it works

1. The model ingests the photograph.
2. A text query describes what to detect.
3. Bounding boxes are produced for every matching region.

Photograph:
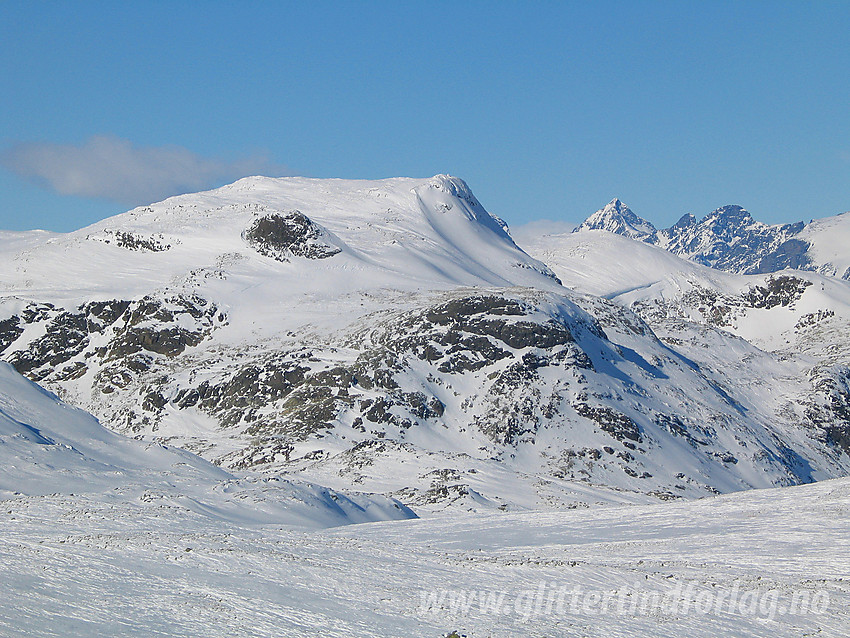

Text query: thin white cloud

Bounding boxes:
[509,219,577,246]
[1,136,289,205]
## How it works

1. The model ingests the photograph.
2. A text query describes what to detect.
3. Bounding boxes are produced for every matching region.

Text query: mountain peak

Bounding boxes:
[672,213,697,229]
[574,198,656,239]
[705,205,753,227]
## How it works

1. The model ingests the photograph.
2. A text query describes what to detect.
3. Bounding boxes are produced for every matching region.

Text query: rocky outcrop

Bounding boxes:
[242,211,341,261]
[89,229,172,252]
[3,283,850,509]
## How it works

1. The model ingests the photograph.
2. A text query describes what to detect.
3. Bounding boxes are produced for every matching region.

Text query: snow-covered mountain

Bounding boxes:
[573,199,850,277]
[1,175,849,512]
[521,227,850,467]
[3,176,848,637]
[654,205,808,274]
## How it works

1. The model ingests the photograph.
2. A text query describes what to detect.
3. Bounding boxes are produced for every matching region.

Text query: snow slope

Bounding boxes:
[0,361,413,527]
[0,476,847,636]
[0,174,559,313]
[797,211,850,279]
[520,228,850,491]
[520,228,850,352]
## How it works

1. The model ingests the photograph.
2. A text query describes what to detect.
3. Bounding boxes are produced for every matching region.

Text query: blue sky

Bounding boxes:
[2,0,849,232]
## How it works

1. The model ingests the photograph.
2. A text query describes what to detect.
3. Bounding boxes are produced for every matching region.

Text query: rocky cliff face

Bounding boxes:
[652,205,809,274]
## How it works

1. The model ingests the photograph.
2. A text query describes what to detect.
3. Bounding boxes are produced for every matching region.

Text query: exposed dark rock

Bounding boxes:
[573,403,643,442]
[805,365,850,456]
[99,296,220,361]
[424,296,574,350]
[795,309,835,330]
[95,356,154,398]
[712,451,738,464]
[242,211,341,261]
[425,296,526,321]
[20,303,55,324]
[0,295,223,426]
[53,361,88,381]
[115,293,592,451]
[92,229,171,252]
[755,239,812,273]
[228,437,296,470]
[743,275,812,309]
[9,310,89,379]
[172,359,310,428]
[0,316,23,353]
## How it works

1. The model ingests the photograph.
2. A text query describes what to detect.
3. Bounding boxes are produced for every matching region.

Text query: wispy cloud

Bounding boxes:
[0,136,289,205]
[509,219,577,247]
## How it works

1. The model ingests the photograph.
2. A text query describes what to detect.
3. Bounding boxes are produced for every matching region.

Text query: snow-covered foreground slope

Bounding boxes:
[1,175,849,511]
[1,477,847,637]
[0,361,412,527]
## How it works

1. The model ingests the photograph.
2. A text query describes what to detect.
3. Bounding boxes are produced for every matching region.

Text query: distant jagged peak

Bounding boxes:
[651,203,815,274]
[671,212,697,230]
[574,198,657,239]
[558,195,850,277]
[702,204,756,228]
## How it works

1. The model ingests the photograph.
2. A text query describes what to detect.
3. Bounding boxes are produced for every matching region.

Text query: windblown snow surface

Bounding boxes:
[2,472,848,636]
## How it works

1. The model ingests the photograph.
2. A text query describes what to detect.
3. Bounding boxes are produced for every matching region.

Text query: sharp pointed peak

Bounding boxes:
[574,198,656,238]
